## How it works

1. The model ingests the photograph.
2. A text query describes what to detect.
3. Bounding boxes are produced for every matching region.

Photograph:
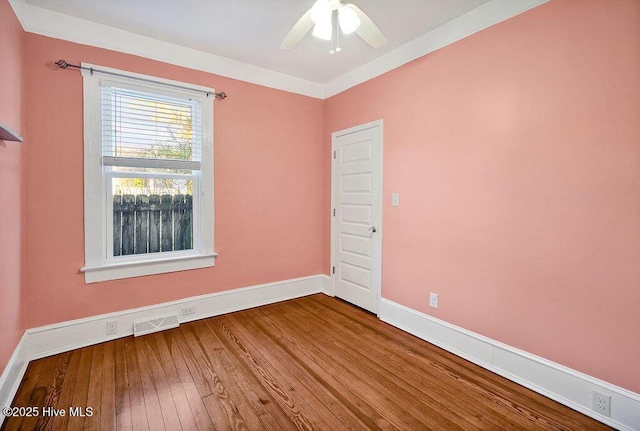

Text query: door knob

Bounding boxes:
[368,226,377,233]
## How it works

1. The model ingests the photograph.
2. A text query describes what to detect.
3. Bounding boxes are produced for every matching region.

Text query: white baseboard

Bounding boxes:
[0,274,326,425]
[378,298,640,431]
[24,274,326,360]
[320,274,332,296]
[0,335,29,423]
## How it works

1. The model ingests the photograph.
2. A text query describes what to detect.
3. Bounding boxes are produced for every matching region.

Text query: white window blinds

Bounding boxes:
[101,84,202,171]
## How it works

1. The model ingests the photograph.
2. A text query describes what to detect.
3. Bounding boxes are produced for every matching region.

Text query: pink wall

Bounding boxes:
[5,0,639,397]
[324,0,640,393]
[23,35,324,328]
[0,0,25,374]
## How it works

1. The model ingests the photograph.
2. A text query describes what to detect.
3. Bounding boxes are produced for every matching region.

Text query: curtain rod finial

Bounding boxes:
[55,59,69,69]
[217,92,227,100]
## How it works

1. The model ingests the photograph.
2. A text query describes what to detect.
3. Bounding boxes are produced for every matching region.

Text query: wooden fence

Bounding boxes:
[113,194,193,256]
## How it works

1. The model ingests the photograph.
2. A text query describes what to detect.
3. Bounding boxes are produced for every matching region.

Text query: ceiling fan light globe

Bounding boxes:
[312,21,332,40]
[338,5,360,34]
[310,0,332,24]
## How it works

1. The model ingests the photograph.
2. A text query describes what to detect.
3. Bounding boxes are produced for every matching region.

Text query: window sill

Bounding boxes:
[81,252,218,283]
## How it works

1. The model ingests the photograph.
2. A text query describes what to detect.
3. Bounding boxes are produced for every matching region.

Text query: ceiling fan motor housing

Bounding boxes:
[281,0,386,50]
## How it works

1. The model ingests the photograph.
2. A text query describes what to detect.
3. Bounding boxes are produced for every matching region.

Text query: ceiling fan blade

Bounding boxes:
[281,9,314,50]
[346,4,387,48]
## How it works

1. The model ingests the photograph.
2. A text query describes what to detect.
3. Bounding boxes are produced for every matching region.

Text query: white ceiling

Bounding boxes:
[24,0,491,83]
[13,0,547,98]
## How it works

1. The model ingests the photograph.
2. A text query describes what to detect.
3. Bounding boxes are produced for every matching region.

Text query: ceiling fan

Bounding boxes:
[281,0,387,52]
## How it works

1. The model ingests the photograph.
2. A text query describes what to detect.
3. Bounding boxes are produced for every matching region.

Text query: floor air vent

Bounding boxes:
[133,314,180,337]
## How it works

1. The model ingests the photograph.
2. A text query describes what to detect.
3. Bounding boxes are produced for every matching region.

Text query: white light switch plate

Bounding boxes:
[392,193,399,207]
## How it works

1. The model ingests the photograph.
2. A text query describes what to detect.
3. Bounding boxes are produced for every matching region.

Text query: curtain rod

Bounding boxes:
[55,60,227,100]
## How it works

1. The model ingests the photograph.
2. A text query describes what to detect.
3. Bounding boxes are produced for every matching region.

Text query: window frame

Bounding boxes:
[81,63,216,283]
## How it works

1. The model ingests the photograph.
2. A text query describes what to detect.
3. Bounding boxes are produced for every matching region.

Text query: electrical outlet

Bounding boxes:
[429,293,438,309]
[106,321,118,336]
[592,390,611,417]
[181,306,196,316]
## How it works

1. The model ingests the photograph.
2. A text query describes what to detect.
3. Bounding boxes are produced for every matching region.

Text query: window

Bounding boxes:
[81,64,215,283]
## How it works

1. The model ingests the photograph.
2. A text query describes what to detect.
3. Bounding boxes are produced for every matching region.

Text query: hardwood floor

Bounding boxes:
[2,294,612,430]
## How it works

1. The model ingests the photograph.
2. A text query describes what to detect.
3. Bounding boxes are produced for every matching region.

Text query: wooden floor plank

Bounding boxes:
[209,317,325,430]
[288,298,515,430]
[2,294,613,431]
[66,347,93,431]
[122,337,149,431]
[197,320,294,431]
[140,335,184,430]
[226,311,377,431]
[244,309,396,430]
[113,338,133,431]
[174,323,248,430]
[159,331,215,431]
[25,354,70,431]
[210,315,345,431]
[148,331,200,431]
[99,342,116,431]
[133,336,172,431]
[2,358,46,431]
[248,306,418,430]
[257,303,465,430]
[195,322,277,431]
[14,371,48,431]
[84,344,104,431]
[49,349,81,431]
[293,299,507,427]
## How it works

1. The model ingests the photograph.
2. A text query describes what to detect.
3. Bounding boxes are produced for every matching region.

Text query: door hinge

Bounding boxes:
[333,150,336,159]
[332,266,335,274]
[333,208,335,216]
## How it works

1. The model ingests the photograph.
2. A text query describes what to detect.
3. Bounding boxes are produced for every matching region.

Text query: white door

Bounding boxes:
[332,120,382,314]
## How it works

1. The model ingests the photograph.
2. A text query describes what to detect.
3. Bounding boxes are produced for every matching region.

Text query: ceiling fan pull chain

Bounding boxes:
[330,11,342,55]
[336,14,342,53]
[329,11,336,54]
